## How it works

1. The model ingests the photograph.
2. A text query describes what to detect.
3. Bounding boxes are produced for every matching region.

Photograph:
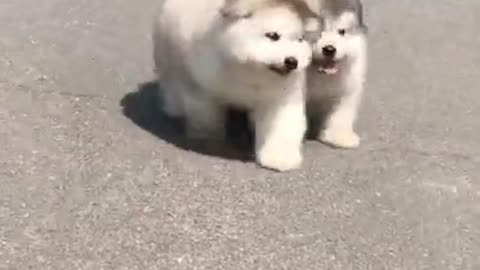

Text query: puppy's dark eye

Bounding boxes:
[338,29,346,36]
[265,32,280,41]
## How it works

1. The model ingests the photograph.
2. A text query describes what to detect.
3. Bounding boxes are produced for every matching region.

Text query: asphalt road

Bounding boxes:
[1,0,479,269]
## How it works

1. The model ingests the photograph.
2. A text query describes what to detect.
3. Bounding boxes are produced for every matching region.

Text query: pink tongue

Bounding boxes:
[318,61,338,74]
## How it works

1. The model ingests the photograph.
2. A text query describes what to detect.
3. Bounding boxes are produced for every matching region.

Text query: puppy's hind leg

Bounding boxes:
[160,79,225,143]
[253,89,306,172]
[182,92,226,142]
[160,80,185,118]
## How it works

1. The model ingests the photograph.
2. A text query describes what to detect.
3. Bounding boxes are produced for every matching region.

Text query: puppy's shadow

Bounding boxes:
[120,81,253,161]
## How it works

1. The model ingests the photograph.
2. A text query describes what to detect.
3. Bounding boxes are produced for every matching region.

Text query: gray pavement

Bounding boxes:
[1,0,479,269]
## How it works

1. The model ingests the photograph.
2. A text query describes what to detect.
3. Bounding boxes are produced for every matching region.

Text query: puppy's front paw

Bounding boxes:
[319,128,360,149]
[256,145,303,172]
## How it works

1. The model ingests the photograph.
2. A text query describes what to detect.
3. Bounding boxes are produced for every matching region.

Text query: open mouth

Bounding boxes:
[314,59,339,75]
[268,65,291,76]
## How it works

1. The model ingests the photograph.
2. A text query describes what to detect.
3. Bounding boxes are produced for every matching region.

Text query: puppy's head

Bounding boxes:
[306,11,367,74]
[219,5,312,77]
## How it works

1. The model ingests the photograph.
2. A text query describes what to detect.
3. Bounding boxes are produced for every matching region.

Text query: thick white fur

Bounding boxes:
[308,12,368,148]
[153,0,312,171]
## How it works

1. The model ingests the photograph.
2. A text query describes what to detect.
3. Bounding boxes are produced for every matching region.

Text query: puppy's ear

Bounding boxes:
[356,1,368,34]
[220,8,253,20]
[219,10,253,28]
[219,1,254,20]
[295,0,323,17]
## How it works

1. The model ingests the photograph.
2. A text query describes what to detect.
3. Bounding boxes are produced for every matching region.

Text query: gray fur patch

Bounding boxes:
[313,0,367,33]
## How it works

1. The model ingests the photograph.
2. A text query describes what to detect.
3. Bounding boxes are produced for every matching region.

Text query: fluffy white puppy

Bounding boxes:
[153,0,312,171]
[306,4,368,148]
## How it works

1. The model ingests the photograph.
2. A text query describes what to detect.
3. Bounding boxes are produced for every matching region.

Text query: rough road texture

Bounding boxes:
[1,0,479,269]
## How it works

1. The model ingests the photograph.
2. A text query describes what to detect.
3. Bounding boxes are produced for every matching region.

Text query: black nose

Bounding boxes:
[322,45,336,58]
[284,57,298,70]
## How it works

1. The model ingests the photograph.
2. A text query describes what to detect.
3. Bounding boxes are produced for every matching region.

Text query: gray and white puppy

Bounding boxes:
[306,0,368,148]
